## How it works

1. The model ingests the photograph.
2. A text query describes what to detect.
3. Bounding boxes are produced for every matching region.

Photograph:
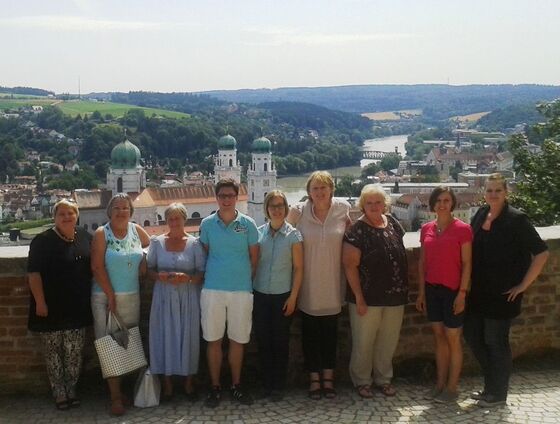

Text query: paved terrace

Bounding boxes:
[1,364,560,423]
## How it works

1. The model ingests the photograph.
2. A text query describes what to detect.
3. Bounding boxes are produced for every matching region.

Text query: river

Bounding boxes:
[277,134,409,205]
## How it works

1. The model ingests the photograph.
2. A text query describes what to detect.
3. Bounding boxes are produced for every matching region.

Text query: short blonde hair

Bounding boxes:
[53,199,79,218]
[486,173,508,191]
[358,184,390,213]
[106,193,134,218]
[306,171,335,197]
[263,190,289,220]
[165,203,188,222]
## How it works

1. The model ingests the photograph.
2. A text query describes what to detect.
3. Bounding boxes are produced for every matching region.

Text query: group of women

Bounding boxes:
[27,171,548,414]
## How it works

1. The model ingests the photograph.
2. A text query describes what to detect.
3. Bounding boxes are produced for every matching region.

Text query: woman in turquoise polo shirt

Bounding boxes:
[253,190,303,400]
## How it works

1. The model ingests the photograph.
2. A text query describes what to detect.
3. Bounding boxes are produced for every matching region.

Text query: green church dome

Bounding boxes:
[111,139,141,169]
[218,134,237,150]
[252,136,272,153]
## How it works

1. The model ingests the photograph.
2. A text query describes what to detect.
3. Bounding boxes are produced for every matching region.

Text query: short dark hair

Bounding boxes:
[263,190,289,219]
[215,178,239,196]
[428,186,457,212]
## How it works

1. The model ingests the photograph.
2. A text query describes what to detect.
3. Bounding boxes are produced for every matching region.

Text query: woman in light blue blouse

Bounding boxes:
[253,190,303,400]
[147,203,206,402]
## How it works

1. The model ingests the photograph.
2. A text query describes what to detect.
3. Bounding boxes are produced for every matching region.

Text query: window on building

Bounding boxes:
[264,163,268,172]
[92,223,98,231]
[117,177,123,193]
[263,179,269,187]
[192,212,200,218]
[144,220,150,227]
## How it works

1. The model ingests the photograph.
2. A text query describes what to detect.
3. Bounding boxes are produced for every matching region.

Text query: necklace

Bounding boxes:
[53,227,75,243]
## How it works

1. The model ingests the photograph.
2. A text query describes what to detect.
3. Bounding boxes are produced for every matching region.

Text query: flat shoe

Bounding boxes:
[322,379,337,399]
[110,399,125,416]
[377,383,396,397]
[308,379,322,400]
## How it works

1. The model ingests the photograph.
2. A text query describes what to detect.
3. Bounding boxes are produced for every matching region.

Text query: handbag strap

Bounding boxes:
[106,311,128,335]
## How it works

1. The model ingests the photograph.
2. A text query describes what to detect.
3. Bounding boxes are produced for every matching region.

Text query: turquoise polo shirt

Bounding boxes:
[253,222,303,295]
[199,210,258,292]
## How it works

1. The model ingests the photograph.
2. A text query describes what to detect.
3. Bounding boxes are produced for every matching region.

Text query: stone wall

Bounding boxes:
[1,228,559,394]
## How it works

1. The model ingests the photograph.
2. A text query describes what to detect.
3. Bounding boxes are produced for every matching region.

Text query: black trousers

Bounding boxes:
[253,291,293,391]
[301,311,339,373]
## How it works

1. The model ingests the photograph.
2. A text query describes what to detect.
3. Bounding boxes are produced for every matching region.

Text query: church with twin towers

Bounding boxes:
[73,133,277,232]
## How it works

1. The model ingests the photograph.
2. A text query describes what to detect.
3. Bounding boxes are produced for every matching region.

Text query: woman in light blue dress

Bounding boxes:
[147,203,206,401]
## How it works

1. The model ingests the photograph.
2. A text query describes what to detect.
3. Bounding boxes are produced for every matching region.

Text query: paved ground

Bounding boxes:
[1,368,560,424]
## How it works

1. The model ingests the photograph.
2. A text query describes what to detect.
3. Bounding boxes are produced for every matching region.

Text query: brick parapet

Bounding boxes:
[1,228,559,394]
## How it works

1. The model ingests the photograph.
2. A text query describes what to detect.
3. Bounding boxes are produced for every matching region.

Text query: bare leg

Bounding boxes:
[445,327,463,393]
[207,339,223,387]
[309,372,321,392]
[228,340,244,386]
[184,375,195,393]
[162,376,173,396]
[432,323,449,390]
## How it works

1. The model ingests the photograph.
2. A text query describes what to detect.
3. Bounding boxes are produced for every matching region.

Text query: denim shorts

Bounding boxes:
[425,283,464,328]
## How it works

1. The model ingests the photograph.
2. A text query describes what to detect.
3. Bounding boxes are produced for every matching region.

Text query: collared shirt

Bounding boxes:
[253,221,303,295]
[199,210,258,292]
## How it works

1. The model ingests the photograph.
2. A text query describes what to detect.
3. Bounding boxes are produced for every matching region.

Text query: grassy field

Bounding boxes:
[450,111,491,123]
[0,98,189,119]
[361,109,422,121]
[56,100,190,119]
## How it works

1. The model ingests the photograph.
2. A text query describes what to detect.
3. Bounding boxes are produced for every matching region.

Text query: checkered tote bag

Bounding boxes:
[94,312,147,379]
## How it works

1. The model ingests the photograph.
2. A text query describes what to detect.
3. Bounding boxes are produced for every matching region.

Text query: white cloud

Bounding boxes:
[243,28,416,46]
[0,15,175,32]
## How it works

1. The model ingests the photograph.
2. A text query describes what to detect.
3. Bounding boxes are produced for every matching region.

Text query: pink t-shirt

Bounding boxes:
[420,219,473,290]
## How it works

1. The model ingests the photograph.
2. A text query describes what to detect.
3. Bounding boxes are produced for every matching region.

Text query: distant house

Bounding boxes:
[32,106,43,113]
[64,161,80,172]
[496,151,514,171]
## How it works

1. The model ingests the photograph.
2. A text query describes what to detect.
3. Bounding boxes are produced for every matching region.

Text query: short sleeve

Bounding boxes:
[199,220,209,246]
[288,228,303,245]
[247,219,259,246]
[27,233,46,273]
[344,222,363,249]
[459,223,473,244]
[146,236,159,269]
[516,214,548,255]
[193,238,207,272]
[388,215,405,239]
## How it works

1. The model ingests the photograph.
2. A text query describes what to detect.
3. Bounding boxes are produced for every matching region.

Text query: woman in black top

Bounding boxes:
[27,199,92,411]
[464,173,549,407]
[342,184,408,399]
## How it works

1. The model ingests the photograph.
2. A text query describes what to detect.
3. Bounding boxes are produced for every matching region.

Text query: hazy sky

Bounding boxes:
[1,0,559,93]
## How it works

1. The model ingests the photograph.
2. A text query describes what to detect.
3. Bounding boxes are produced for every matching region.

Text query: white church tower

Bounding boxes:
[247,136,276,226]
[107,138,146,195]
[214,134,241,184]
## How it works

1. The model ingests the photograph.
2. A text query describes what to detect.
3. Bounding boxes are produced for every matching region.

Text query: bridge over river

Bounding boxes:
[361,150,401,159]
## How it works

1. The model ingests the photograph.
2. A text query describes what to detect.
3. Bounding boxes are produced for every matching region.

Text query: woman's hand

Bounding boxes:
[356,298,368,316]
[283,295,297,316]
[453,292,466,315]
[415,293,426,313]
[36,302,48,317]
[503,283,527,302]
[107,293,117,313]
[160,271,190,285]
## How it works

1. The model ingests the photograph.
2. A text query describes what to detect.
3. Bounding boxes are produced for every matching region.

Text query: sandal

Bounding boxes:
[110,398,125,416]
[322,378,337,399]
[377,383,396,397]
[55,399,70,411]
[308,379,322,400]
[357,384,374,399]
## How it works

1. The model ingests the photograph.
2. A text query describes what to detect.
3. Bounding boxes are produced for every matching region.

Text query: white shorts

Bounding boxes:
[200,289,253,344]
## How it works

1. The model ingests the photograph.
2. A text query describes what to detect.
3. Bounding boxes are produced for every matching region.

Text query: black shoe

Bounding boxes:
[470,390,486,401]
[477,394,506,408]
[204,386,221,408]
[231,384,253,405]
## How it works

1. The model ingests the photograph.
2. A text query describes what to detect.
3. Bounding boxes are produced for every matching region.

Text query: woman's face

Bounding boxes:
[166,211,186,231]
[308,179,332,204]
[362,194,385,220]
[484,180,507,208]
[267,196,287,221]
[434,192,454,216]
[54,205,78,230]
[110,199,131,224]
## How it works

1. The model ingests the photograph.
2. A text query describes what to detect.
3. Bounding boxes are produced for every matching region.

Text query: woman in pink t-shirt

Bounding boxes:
[416,186,472,404]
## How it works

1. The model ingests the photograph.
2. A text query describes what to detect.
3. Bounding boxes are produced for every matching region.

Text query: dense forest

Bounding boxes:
[203,84,560,119]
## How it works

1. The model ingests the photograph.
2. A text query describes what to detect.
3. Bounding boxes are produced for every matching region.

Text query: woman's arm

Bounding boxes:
[28,272,48,317]
[504,250,549,302]
[342,242,367,316]
[415,246,426,313]
[453,241,472,315]
[286,206,302,226]
[91,227,116,312]
[283,241,303,316]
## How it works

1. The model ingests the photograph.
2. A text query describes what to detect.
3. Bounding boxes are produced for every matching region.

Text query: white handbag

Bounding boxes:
[94,312,147,379]
[134,367,161,408]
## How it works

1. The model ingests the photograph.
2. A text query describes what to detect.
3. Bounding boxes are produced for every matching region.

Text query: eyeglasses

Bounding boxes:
[268,203,285,210]
[112,207,131,212]
[217,194,237,200]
